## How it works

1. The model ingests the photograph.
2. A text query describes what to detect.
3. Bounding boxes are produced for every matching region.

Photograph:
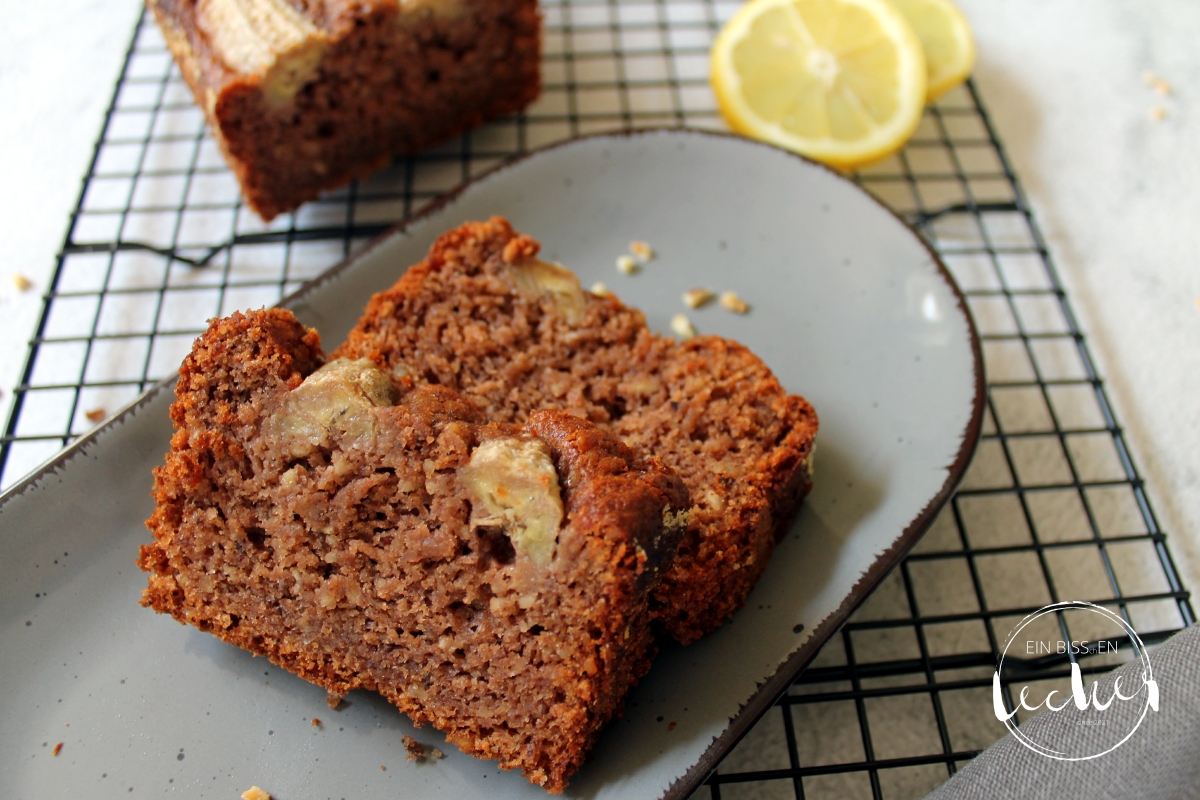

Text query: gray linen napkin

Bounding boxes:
[924,624,1200,800]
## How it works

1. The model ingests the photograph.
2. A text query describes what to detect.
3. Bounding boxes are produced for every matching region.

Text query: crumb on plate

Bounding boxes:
[52,742,63,756]
[241,787,270,800]
[630,241,655,263]
[85,408,106,423]
[403,734,446,763]
[670,314,696,340]
[719,291,749,314]
[1151,105,1167,120]
[682,288,714,309]
[13,273,32,292]
[590,282,609,296]
[616,255,638,275]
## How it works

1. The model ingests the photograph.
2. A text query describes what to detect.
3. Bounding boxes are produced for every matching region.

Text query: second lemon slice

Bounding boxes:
[711,0,927,170]
[892,0,976,100]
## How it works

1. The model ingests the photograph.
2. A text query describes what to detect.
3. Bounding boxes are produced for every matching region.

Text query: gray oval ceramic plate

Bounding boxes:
[0,130,983,799]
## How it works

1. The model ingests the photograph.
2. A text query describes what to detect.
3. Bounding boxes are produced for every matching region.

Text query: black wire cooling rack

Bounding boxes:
[2,3,1194,798]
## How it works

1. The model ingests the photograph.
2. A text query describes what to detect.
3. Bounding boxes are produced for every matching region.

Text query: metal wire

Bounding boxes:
[0,3,1192,799]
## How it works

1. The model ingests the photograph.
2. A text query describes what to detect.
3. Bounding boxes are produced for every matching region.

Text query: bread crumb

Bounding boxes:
[52,742,63,756]
[326,692,343,710]
[630,241,655,263]
[403,734,445,763]
[311,717,321,727]
[682,288,714,309]
[1142,71,1171,95]
[719,291,749,314]
[590,282,609,297]
[670,314,696,340]
[381,765,387,771]
[1151,105,1167,120]
[241,787,270,800]
[85,408,106,423]
[616,255,639,275]
[12,273,32,292]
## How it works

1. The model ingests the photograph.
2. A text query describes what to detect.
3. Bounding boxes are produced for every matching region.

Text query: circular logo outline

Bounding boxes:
[995,600,1157,761]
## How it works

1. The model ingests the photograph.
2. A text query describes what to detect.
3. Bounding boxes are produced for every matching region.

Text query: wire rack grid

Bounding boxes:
[2,2,1194,799]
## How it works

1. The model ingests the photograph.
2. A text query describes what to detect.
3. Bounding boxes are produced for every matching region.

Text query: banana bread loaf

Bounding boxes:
[335,218,819,644]
[138,308,689,791]
[148,0,540,220]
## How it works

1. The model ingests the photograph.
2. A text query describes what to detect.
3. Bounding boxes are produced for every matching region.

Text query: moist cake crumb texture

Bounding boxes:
[139,308,689,791]
[335,217,819,644]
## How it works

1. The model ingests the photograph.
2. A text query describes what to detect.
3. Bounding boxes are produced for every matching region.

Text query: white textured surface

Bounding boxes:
[3,2,1196,591]
[0,1,142,434]
[957,0,1200,603]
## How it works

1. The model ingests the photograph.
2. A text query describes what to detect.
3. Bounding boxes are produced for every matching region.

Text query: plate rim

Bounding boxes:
[0,127,985,800]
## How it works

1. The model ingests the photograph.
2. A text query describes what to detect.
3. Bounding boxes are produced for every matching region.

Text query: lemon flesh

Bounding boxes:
[712,0,927,170]
[891,0,976,100]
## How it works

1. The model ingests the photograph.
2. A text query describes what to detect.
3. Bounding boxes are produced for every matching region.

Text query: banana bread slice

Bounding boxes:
[334,217,819,644]
[138,308,688,791]
[148,0,540,220]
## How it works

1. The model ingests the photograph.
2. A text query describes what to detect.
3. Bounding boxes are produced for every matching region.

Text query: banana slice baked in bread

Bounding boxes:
[138,308,689,791]
[335,217,819,644]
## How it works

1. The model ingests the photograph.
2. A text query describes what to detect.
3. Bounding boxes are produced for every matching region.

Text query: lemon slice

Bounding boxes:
[891,0,975,100]
[711,0,927,170]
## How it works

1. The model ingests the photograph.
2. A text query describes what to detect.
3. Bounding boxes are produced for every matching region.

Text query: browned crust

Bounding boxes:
[334,217,819,644]
[146,0,541,220]
[139,308,688,791]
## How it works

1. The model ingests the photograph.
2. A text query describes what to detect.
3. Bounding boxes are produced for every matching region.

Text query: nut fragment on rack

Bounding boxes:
[682,288,715,309]
[12,273,32,292]
[670,313,696,339]
[85,408,107,423]
[241,787,271,800]
[630,241,655,263]
[590,282,609,297]
[719,291,749,314]
[616,255,639,275]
